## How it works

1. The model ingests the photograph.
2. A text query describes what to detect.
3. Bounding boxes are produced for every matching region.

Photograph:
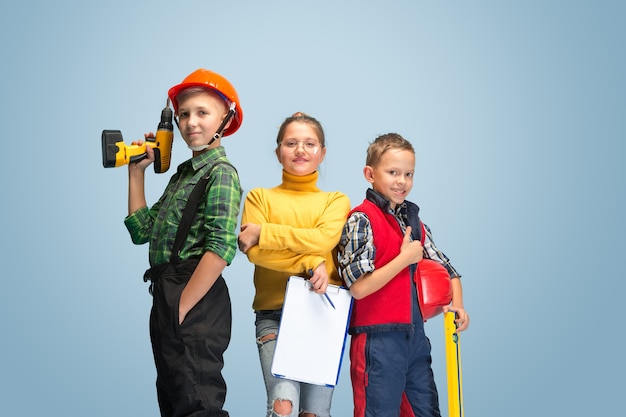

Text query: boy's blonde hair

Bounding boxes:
[175,86,229,114]
[366,133,415,167]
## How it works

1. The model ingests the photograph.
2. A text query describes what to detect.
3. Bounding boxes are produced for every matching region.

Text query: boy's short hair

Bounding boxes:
[366,133,415,167]
[175,86,229,113]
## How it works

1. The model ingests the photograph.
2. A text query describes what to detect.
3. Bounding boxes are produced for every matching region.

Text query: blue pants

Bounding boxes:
[350,280,440,417]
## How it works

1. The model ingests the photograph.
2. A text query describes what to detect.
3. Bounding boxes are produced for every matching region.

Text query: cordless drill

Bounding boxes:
[102,99,174,173]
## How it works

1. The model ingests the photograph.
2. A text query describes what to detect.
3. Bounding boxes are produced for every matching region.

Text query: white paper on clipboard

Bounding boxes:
[271,276,353,387]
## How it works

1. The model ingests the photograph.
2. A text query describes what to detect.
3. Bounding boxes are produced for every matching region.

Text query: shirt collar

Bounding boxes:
[189,146,226,171]
[365,188,408,217]
[280,170,320,192]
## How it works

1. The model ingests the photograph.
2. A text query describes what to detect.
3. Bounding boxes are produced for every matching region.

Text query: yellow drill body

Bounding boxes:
[102,100,174,173]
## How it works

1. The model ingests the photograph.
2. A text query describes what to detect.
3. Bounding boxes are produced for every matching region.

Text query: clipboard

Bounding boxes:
[271,276,353,387]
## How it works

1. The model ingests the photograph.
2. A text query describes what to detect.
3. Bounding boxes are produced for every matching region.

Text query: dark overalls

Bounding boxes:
[147,258,232,417]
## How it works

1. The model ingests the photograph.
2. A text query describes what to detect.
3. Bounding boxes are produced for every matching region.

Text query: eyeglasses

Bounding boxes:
[280,139,321,155]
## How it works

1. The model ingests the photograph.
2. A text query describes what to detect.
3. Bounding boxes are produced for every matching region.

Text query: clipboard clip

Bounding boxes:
[307,269,336,309]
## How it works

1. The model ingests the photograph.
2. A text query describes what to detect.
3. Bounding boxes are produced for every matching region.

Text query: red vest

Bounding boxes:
[348,200,414,333]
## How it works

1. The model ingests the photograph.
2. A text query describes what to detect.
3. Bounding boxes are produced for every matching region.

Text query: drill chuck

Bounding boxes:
[158,100,174,132]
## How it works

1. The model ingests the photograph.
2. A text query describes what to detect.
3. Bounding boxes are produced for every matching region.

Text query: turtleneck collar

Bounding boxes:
[279,169,320,192]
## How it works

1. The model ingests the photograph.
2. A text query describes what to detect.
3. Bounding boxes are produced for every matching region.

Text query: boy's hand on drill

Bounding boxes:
[400,226,423,266]
[129,133,156,172]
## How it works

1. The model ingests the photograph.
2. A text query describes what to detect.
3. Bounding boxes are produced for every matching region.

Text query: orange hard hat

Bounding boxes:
[167,68,243,136]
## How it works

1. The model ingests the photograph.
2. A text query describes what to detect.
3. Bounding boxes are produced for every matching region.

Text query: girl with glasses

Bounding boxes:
[238,112,351,417]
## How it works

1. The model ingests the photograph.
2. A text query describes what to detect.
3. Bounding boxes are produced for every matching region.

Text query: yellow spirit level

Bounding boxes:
[444,311,464,417]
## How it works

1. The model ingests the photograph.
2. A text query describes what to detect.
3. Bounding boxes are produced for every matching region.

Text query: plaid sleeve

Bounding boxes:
[124,206,153,245]
[337,212,376,287]
[422,222,461,278]
[203,164,242,265]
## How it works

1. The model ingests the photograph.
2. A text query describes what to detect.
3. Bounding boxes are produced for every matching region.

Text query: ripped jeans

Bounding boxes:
[255,310,333,417]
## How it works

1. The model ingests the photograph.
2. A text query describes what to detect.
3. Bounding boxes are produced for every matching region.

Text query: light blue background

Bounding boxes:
[1,1,624,416]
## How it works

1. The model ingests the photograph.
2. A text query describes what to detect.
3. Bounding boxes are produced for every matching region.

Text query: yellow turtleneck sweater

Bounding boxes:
[242,170,351,310]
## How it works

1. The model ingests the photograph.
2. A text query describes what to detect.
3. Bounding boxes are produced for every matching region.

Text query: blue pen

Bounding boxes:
[308,269,336,309]
[322,291,336,309]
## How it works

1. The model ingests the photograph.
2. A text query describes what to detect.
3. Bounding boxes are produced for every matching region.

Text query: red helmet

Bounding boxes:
[167,69,243,136]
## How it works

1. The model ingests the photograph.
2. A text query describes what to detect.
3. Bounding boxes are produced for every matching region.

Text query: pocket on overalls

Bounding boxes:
[145,258,201,335]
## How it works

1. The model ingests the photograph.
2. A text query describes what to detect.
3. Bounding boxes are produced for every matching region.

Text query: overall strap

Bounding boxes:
[170,161,235,262]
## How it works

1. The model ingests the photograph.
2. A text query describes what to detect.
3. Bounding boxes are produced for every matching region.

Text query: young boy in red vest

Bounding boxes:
[337,133,469,417]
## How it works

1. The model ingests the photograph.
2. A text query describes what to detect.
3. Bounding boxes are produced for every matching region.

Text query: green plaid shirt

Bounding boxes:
[124,146,242,267]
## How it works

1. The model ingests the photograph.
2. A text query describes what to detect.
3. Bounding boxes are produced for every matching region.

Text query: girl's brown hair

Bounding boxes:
[276,112,325,149]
